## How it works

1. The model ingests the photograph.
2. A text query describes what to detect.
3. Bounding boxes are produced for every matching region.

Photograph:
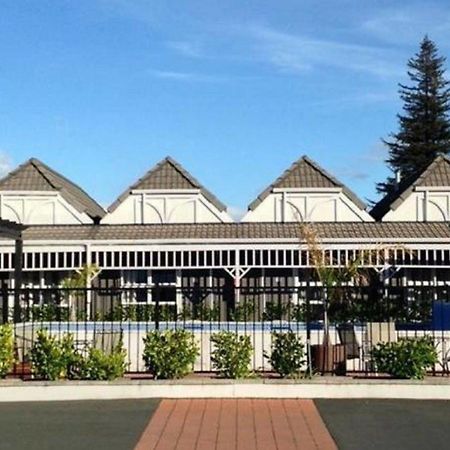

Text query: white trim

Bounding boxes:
[0,191,59,196]
[415,186,450,192]
[273,187,342,193]
[131,189,201,194]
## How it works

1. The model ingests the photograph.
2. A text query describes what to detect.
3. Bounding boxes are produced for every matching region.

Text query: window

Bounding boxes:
[152,270,176,285]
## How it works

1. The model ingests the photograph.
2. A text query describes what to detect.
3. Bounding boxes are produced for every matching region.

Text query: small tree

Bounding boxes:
[61,264,100,320]
[300,224,368,345]
[300,224,414,339]
[378,36,450,194]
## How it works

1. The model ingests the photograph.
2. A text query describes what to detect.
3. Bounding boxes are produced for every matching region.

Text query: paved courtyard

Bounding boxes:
[2,398,450,449]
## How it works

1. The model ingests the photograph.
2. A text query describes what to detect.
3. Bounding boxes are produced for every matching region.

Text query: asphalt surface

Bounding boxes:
[2,398,450,449]
[0,399,159,450]
[316,399,450,450]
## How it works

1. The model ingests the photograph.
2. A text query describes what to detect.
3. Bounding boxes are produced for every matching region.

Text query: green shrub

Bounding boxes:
[30,329,127,381]
[30,330,80,380]
[210,331,253,378]
[262,301,290,321]
[178,304,220,321]
[143,329,199,379]
[81,346,127,380]
[230,302,255,321]
[265,332,306,378]
[371,336,438,379]
[0,324,15,378]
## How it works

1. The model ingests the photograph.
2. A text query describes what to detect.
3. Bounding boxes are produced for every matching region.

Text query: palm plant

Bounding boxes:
[61,264,100,320]
[299,224,368,345]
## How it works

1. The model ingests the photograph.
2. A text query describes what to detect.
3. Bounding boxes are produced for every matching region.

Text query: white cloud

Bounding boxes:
[361,8,450,45]
[243,24,403,78]
[148,69,227,83]
[360,141,389,163]
[166,40,203,58]
[228,205,247,222]
[0,152,12,178]
[335,167,370,181]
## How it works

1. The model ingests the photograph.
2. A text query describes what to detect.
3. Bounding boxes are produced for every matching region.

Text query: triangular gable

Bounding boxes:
[371,155,450,220]
[108,156,227,213]
[0,158,105,220]
[248,155,367,211]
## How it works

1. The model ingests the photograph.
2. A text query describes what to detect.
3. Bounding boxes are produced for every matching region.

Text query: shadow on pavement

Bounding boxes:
[316,399,450,450]
[0,399,160,450]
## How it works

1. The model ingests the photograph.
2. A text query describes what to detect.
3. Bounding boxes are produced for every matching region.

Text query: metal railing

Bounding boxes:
[2,284,450,377]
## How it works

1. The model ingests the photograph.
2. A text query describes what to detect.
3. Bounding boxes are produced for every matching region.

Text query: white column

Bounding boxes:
[141,193,146,224]
[175,269,182,313]
[281,191,287,223]
[292,268,300,305]
[85,244,92,319]
[260,268,266,313]
[208,268,213,308]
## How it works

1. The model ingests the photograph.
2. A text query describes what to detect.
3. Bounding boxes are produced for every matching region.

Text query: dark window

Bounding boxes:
[34,253,41,269]
[144,251,151,266]
[152,252,158,267]
[152,270,176,285]
[183,251,190,266]
[168,252,174,267]
[137,252,143,267]
[129,252,136,267]
[160,252,166,267]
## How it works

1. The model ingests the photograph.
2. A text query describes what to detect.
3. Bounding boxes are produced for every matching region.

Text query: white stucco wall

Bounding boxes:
[0,193,92,224]
[383,189,450,221]
[103,192,233,224]
[242,190,373,222]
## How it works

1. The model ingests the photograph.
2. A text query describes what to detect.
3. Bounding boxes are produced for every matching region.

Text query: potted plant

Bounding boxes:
[300,224,368,375]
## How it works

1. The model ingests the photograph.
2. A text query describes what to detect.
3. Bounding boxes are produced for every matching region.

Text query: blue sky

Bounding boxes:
[1,1,450,218]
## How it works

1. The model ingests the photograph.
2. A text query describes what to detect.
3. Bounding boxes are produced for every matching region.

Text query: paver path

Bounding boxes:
[135,399,337,450]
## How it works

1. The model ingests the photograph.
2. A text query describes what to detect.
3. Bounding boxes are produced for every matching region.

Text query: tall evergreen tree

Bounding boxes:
[377,36,450,194]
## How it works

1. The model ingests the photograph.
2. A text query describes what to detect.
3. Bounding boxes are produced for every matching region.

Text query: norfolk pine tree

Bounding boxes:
[378,36,450,195]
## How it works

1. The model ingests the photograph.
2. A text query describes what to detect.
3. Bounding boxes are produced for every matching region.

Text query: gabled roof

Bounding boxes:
[371,155,450,221]
[0,158,105,220]
[108,156,227,212]
[248,155,367,211]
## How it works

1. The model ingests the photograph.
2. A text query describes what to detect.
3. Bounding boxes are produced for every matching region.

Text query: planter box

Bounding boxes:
[311,344,346,375]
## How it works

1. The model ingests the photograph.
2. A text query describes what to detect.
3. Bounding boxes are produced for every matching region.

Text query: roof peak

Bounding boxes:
[247,154,365,211]
[0,157,105,220]
[108,155,227,213]
[371,154,450,220]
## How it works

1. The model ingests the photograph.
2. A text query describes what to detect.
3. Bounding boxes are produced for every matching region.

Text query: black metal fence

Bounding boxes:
[2,284,450,377]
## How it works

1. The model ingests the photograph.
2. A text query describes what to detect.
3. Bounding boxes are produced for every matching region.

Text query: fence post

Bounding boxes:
[1,282,8,324]
[305,285,312,377]
[154,285,160,330]
[13,238,23,323]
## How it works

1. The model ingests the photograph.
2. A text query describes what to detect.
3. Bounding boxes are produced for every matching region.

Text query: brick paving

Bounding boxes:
[135,399,337,450]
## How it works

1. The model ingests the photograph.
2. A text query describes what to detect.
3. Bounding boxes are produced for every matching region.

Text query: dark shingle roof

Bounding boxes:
[108,156,227,213]
[248,155,367,211]
[0,158,105,220]
[371,155,450,221]
[19,222,450,242]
